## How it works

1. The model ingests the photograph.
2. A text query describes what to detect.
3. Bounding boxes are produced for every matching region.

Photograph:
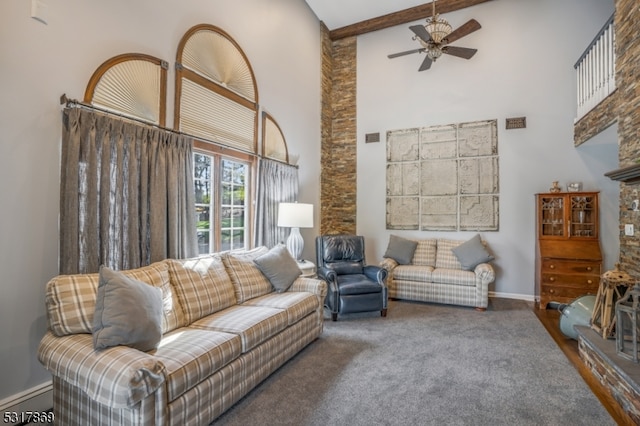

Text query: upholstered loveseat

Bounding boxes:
[38,245,326,425]
[379,235,495,310]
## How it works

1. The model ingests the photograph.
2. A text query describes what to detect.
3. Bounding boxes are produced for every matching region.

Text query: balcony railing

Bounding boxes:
[575,14,615,122]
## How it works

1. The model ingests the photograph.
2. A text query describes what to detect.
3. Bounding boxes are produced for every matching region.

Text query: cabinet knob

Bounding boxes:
[549,289,555,294]
[549,265,555,269]
[586,266,592,271]
[587,279,593,284]
[549,277,555,282]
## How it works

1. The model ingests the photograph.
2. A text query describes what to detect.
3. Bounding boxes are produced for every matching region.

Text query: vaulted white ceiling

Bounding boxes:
[304,0,428,30]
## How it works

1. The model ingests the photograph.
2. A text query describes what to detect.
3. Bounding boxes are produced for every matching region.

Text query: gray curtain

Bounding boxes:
[59,107,197,274]
[254,158,299,248]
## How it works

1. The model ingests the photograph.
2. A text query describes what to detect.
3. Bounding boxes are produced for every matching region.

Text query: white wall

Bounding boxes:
[356,0,618,299]
[0,0,321,404]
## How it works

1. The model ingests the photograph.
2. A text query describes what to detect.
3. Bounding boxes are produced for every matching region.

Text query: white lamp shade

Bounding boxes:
[277,203,314,228]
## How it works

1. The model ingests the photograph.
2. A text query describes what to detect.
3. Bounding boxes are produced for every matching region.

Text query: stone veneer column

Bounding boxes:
[615,0,640,277]
[320,23,357,235]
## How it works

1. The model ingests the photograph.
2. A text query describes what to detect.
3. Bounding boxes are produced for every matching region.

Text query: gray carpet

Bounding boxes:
[213,298,614,425]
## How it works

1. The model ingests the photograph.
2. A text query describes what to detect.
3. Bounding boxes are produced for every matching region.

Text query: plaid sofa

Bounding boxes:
[38,247,326,425]
[379,238,495,310]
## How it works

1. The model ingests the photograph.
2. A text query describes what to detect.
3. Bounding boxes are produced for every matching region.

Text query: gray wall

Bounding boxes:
[0,0,321,405]
[355,0,618,300]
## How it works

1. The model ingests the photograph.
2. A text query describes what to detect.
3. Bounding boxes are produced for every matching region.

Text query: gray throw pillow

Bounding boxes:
[254,244,302,292]
[384,235,418,265]
[452,234,495,271]
[93,265,163,352]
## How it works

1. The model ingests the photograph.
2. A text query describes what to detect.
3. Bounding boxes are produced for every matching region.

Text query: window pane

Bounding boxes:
[222,184,232,205]
[197,230,210,255]
[221,229,231,251]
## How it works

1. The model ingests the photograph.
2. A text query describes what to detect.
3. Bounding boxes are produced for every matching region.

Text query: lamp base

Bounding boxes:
[286,227,304,261]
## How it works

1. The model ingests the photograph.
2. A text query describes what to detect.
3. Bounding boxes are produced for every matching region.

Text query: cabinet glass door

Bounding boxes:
[540,196,565,237]
[570,195,596,238]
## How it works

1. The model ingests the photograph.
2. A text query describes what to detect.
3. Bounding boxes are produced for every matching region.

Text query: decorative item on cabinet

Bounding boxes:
[535,191,602,310]
[549,181,561,193]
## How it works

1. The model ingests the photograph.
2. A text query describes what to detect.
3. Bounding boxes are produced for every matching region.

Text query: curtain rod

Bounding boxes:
[59,93,298,168]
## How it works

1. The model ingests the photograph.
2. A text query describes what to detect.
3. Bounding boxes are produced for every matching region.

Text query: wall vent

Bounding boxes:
[505,117,526,129]
[365,132,380,143]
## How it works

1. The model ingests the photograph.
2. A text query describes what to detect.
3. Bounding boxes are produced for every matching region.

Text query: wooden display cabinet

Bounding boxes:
[535,192,602,309]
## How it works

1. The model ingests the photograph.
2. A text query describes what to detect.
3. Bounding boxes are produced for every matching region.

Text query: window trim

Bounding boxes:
[194,140,256,253]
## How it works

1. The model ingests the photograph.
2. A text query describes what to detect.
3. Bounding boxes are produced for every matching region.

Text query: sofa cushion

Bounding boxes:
[221,247,273,303]
[393,265,434,282]
[166,256,236,324]
[253,244,301,293]
[431,268,477,287]
[243,291,319,325]
[435,239,465,270]
[152,328,242,402]
[93,266,164,351]
[46,261,185,337]
[452,234,494,270]
[412,239,437,267]
[190,305,289,353]
[384,235,418,265]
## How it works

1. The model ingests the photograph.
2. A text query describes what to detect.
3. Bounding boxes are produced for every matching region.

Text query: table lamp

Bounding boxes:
[277,202,313,261]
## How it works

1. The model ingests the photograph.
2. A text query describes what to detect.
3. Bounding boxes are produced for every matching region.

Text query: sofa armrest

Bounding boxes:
[474,263,495,285]
[289,276,327,300]
[379,257,399,272]
[38,331,165,408]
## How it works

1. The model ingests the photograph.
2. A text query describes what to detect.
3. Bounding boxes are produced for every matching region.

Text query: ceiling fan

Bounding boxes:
[388,0,481,72]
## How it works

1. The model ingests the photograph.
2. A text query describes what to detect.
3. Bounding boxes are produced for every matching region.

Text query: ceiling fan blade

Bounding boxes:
[388,48,425,59]
[409,24,432,43]
[418,55,433,71]
[442,45,478,59]
[444,19,481,45]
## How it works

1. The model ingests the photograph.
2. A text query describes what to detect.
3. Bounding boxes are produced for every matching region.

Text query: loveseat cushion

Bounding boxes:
[166,256,236,324]
[46,262,185,337]
[243,291,319,325]
[393,265,434,282]
[412,239,437,266]
[431,268,477,287]
[435,239,465,270]
[221,247,273,303]
[151,328,242,402]
[190,305,289,353]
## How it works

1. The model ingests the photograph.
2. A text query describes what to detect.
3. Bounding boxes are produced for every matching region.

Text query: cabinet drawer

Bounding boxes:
[541,273,599,288]
[541,284,598,300]
[541,259,600,275]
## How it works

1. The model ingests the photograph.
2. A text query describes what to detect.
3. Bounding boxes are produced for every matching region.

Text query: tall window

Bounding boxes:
[194,149,251,254]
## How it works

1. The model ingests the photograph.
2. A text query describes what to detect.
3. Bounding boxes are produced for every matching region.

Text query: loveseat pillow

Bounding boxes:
[93,266,163,352]
[254,244,302,292]
[452,234,494,271]
[384,235,418,265]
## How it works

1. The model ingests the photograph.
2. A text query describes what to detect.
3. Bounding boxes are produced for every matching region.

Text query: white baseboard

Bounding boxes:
[490,291,536,302]
[0,381,52,425]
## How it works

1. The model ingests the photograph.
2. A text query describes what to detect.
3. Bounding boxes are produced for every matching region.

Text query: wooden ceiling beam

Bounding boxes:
[329,0,494,40]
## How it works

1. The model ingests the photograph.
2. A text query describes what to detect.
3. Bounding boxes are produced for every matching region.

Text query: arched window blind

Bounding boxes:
[262,111,289,163]
[84,53,168,126]
[175,24,259,153]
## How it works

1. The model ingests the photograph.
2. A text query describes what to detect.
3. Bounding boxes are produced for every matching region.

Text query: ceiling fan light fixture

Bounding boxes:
[426,46,443,60]
[424,14,452,44]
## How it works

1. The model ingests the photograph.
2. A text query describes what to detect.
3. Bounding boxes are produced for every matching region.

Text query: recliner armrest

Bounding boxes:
[363,265,387,285]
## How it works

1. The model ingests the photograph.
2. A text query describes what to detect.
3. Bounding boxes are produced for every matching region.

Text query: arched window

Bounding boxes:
[84,53,168,126]
[262,111,289,163]
[175,24,258,153]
